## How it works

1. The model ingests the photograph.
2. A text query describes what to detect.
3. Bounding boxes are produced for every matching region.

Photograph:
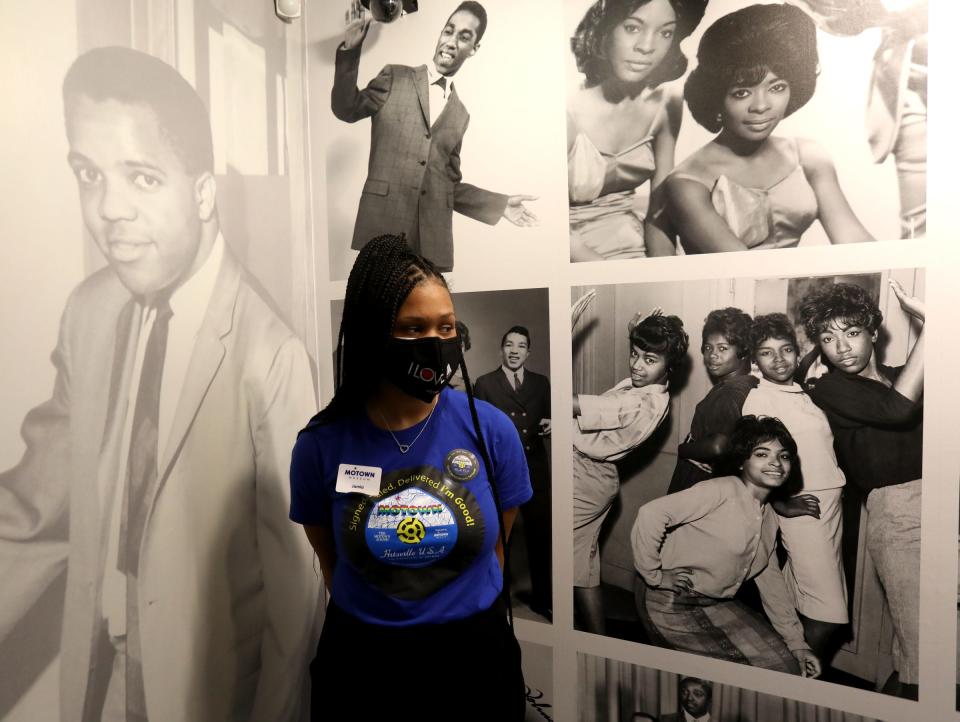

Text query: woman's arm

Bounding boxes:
[631,481,724,587]
[495,507,519,570]
[799,138,875,245]
[665,175,753,253]
[303,525,337,591]
[889,278,925,401]
[677,432,729,462]
[650,88,682,191]
[753,546,822,677]
[644,190,679,256]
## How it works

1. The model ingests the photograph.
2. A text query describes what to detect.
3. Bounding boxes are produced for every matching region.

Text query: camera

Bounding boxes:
[360,0,419,23]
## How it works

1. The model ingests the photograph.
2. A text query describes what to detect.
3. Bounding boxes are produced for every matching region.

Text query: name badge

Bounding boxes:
[335,463,382,496]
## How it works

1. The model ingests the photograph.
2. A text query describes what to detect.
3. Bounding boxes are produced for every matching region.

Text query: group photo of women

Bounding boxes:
[571,269,925,697]
[564,0,927,259]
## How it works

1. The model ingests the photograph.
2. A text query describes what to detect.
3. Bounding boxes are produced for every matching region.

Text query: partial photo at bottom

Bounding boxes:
[577,652,880,722]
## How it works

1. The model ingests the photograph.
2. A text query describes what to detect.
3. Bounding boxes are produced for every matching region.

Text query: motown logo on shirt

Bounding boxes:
[366,487,458,567]
[341,465,486,600]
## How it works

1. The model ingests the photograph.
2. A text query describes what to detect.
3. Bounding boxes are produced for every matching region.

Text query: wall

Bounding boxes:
[1,1,959,721]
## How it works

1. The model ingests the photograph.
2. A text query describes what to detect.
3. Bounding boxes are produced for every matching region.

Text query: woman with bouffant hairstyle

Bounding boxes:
[648,3,874,255]
[567,0,707,261]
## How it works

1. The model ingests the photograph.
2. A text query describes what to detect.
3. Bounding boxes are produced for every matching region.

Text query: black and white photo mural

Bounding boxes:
[571,269,925,697]
[564,0,926,260]
[316,0,564,280]
[0,3,321,720]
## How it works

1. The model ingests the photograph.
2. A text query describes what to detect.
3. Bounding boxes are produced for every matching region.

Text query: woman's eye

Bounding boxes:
[622,22,641,33]
[661,30,674,40]
[132,173,161,190]
[730,89,750,100]
[770,81,789,93]
[848,330,860,338]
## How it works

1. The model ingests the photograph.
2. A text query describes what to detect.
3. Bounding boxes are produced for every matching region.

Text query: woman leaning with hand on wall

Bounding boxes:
[289,235,533,720]
[647,3,875,254]
[567,0,707,261]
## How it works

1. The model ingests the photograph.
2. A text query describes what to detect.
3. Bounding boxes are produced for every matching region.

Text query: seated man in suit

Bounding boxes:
[661,677,713,722]
[474,326,552,619]
[332,0,537,271]
[0,47,319,721]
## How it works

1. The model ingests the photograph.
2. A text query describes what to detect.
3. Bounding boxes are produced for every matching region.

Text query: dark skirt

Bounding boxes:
[310,600,525,722]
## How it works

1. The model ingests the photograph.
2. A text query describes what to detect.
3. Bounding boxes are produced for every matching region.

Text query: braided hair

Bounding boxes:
[302,234,517,622]
[303,235,448,428]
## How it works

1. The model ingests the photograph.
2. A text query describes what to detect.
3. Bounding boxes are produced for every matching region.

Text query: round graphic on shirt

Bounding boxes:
[366,487,458,566]
[444,448,479,482]
[396,517,427,544]
[341,464,487,600]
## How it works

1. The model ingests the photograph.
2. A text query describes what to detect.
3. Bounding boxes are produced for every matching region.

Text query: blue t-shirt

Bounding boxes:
[290,389,533,626]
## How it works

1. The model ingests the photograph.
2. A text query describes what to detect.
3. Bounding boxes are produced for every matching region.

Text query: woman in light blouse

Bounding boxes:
[632,415,821,677]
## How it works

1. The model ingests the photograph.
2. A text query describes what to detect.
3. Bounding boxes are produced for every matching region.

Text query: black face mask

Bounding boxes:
[383,336,462,402]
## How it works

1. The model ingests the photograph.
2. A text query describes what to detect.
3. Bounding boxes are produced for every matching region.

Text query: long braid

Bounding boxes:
[458,357,515,627]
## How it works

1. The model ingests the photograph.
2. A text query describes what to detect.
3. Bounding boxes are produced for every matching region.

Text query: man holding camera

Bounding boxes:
[332,0,537,271]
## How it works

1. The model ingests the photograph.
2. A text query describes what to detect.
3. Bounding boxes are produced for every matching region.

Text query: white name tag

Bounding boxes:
[335,463,382,496]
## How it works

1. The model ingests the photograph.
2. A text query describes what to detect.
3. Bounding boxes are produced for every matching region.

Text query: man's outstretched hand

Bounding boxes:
[502,195,539,227]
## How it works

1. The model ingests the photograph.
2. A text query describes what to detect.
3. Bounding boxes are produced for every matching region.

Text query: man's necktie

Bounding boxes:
[434,75,447,94]
[513,372,521,392]
[119,301,172,719]
[119,301,173,577]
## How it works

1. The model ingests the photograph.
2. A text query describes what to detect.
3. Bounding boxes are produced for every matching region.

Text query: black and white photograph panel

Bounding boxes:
[563,0,926,260]
[578,653,881,722]
[332,286,554,623]
[522,640,555,721]
[0,4,321,721]
[570,269,924,696]
[316,1,562,280]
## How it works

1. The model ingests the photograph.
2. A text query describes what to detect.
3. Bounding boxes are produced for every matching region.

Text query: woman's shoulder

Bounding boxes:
[789,136,835,174]
[567,86,603,125]
[443,388,508,426]
[666,148,720,191]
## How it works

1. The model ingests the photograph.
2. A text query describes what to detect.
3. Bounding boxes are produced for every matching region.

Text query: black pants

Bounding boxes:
[310,600,525,722]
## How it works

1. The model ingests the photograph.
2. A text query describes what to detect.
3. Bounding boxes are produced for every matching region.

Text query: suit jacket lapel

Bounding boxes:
[414,65,430,129]
[157,250,238,480]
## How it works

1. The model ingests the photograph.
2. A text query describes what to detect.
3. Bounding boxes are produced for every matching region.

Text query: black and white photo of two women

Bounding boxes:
[564,0,926,260]
[571,269,925,698]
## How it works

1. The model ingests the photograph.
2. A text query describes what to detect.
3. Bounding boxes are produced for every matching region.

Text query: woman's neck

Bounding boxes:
[742,478,772,504]
[367,382,438,430]
[598,77,647,104]
[715,128,770,158]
